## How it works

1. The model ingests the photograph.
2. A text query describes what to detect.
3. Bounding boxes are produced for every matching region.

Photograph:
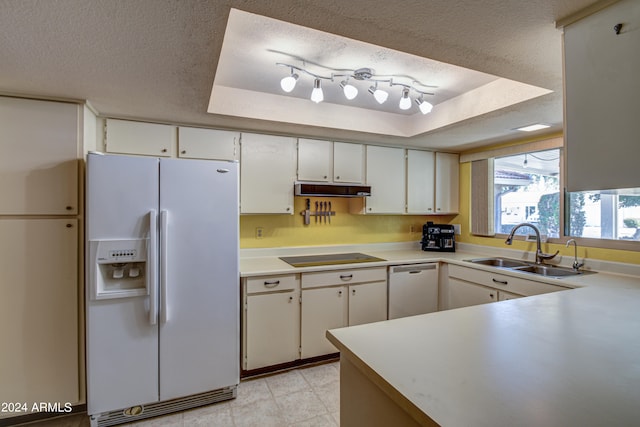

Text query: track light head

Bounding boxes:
[415,97,433,114]
[399,88,411,110]
[311,78,324,103]
[340,80,358,100]
[280,71,299,92]
[368,85,389,104]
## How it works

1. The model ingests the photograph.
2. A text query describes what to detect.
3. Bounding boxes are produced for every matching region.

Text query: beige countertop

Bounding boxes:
[328,285,640,426]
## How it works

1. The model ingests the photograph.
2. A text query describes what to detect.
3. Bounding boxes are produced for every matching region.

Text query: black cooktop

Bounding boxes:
[279,252,385,267]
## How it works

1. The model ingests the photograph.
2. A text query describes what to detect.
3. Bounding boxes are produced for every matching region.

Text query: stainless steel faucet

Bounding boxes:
[566,239,584,271]
[505,222,559,265]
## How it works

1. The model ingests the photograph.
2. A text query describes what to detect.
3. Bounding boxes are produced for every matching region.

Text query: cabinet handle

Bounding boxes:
[286,207,291,211]
[338,290,343,296]
[492,278,508,285]
[336,176,340,180]
[323,175,327,179]
[490,293,495,298]
[263,280,280,288]
[288,296,293,303]
[339,274,353,281]
[161,148,167,153]
[66,223,73,228]
[181,150,186,154]
[352,289,356,295]
[66,206,73,211]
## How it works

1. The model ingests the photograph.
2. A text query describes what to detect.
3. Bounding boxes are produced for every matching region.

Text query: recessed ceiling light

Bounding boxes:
[515,123,551,132]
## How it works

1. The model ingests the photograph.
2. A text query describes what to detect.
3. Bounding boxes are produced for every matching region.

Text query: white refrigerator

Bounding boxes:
[85,153,239,426]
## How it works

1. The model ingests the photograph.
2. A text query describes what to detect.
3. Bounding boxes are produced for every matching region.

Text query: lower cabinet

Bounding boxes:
[242,274,300,371]
[446,264,566,310]
[300,267,387,359]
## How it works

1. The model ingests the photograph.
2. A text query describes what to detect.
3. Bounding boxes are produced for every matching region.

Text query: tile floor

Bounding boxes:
[22,361,340,427]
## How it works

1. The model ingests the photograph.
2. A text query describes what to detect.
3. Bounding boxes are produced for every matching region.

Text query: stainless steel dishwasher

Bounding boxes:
[388,263,439,319]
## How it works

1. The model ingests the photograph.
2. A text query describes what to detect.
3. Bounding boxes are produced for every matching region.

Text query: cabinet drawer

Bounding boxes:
[302,267,386,289]
[245,274,298,294]
[448,264,568,296]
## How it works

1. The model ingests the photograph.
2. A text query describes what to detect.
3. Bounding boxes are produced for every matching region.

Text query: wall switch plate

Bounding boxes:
[255,227,264,239]
[452,224,461,235]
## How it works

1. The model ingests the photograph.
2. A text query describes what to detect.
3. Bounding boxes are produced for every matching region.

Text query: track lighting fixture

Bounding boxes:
[310,78,324,103]
[276,60,435,114]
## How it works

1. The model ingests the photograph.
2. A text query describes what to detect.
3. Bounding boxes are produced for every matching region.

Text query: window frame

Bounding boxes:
[462,136,640,251]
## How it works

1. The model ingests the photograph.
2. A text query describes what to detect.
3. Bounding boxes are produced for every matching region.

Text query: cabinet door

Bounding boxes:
[301,287,348,359]
[334,142,364,183]
[498,290,523,301]
[0,219,78,405]
[365,145,406,214]
[178,127,238,160]
[447,277,496,309]
[348,281,388,326]
[0,97,79,215]
[407,150,435,214]
[245,291,300,370]
[298,138,332,181]
[435,152,459,214]
[240,133,297,214]
[105,119,176,157]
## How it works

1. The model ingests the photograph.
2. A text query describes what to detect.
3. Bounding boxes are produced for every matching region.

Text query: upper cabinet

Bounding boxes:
[105,119,176,157]
[240,133,297,214]
[0,97,79,215]
[297,138,332,181]
[435,152,459,214]
[361,145,406,214]
[297,139,364,183]
[333,142,364,183]
[105,119,238,161]
[407,150,435,214]
[563,0,640,192]
[177,127,238,161]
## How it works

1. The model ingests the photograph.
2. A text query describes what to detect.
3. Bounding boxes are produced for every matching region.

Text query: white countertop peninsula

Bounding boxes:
[327,285,640,426]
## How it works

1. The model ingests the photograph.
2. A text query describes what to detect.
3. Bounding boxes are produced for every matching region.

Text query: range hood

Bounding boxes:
[294,182,371,197]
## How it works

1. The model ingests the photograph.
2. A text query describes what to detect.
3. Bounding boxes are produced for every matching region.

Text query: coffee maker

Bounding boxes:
[421,222,455,252]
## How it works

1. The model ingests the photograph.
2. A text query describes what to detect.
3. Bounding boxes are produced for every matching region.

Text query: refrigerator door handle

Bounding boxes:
[160,209,169,324]
[148,210,158,325]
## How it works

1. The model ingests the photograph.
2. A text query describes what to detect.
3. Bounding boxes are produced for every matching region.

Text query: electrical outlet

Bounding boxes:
[410,225,416,233]
[452,224,461,235]
[255,227,264,239]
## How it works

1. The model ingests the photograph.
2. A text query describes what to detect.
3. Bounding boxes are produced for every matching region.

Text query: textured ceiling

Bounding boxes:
[0,0,601,151]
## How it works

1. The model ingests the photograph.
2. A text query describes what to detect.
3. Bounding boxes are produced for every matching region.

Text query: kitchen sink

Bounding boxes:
[464,257,530,268]
[510,264,594,278]
[464,257,595,279]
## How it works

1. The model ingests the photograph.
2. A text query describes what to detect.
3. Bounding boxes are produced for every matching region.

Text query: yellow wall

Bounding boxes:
[240,196,453,248]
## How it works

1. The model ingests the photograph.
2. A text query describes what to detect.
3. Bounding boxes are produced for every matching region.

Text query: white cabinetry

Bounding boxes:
[446,264,567,309]
[178,127,238,161]
[448,278,497,309]
[297,139,364,183]
[240,133,297,214]
[563,0,640,192]
[435,152,459,214]
[242,274,300,371]
[334,142,364,183]
[0,219,79,409]
[301,267,387,359]
[297,138,332,181]
[0,97,79,215]
[105,119,176,157]
[406,150,435,214]
[360,145,406,214]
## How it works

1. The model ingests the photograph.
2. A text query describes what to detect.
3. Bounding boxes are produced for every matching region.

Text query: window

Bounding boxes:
[493,149,560,238]
[567,189,640,241]
[466,137,640,249]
